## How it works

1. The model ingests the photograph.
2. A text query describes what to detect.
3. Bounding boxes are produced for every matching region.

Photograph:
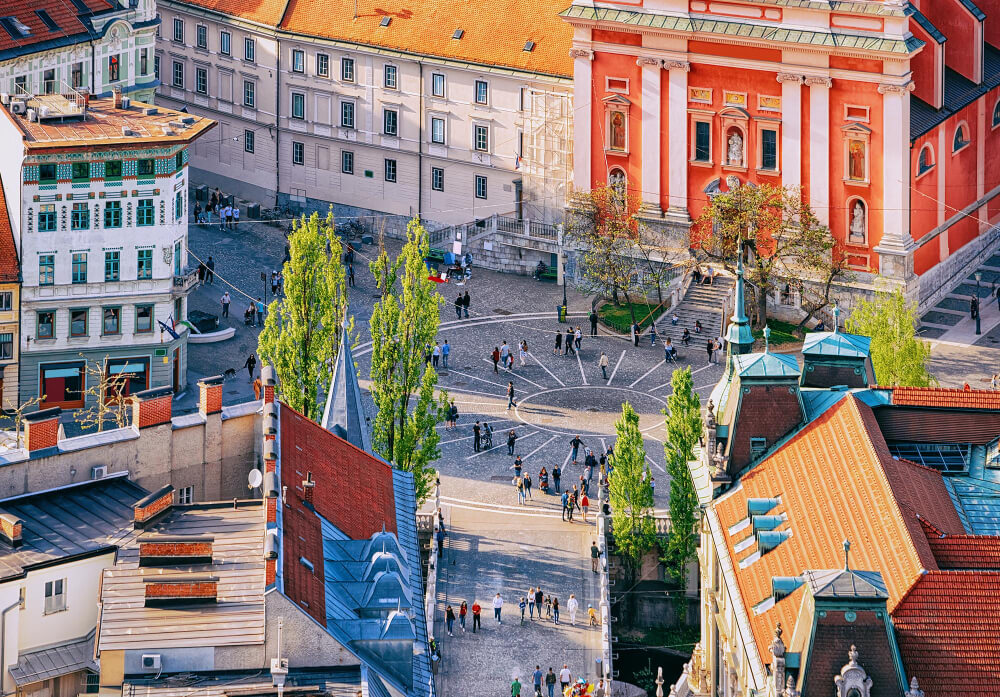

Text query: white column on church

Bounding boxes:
[666,60,690,215]
[877,81,915,273]
[638,56,662,214]
[776,73,803,192]
[806,76,832,224]
[571,48,594,194]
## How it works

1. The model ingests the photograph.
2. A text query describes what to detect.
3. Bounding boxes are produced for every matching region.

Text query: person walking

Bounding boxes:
[544,594,552,619]
[632,321,641,347]
[493,593,504,623]
[589,310,599,336]
[459,601,468,631]
[492,347,501,374]
[472,600,481,632]
[650,325,658,346]
[591,541,600,573]
[523,472,532,500]
[581,492,590,522]
[348,264,355,287]
[545,669,557,697]
[561,491,570,521]
[455,293,463,320]
[473,421,482,452]
[706,338,715,364]
[565,327,574,355]
[231,204,240,229]
[519,596,527,625]
[507,429,518,455]
[511,677,522,697]
[500,341,510,370]
[206,256,215,284]
[554,330,563,355]
[515,476,525,505]
[552,598,561,625]
[256,298,265,327]
[519,340,527,367]
[574,326,582,351]
[512,456,523,479]
[431,343,441,369]
[221,291,231,318]
[243,353,257,380]
[441,340,450,369]
[462,290,471,318]
[533,666,543,697]
[599,352,609,380]
[445,605,456,636]
[528,588,536,620]
[507,382,517,410]
[534,588,544,616]
[552,465,561,493]
[569,435,584,464]
[567,594,579,625]
[271,270,279,297]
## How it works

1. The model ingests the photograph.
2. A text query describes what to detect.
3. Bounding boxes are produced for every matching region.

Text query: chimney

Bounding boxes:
[198,376,224,416]
[133,485,175,529]
[0,512,23,547]
[131,386,173,429]
[263,403,278,439]
[144,576,218,606]
[264,470,279,523]
[139,535,213,566]
[264,530,278,586]
[23,407,62,453]
[263,438,277,472]
[302,472,315,505]
[262,365,277,404]
[112,87,124,109]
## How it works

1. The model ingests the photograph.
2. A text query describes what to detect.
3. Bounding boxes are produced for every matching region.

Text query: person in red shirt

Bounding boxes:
[471,600,482,633]
[581,493,590,522]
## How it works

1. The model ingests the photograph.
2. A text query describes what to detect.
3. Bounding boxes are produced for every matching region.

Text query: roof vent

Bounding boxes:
[757,529,793,554]
[299,556,314,572]
[751,513,787,533]
[121,126,135,137]
[747,497,780,517]
[771,575,804,600]
[143,107,158,116]
[380,15,391,26]
[523,40,535,52]
[452,28,464,39]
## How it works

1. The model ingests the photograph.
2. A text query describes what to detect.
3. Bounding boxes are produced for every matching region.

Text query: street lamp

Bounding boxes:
[976,271,983,335]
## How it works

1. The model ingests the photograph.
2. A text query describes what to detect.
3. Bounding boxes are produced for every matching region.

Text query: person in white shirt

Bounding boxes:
[567,594,579,625]
[559,666,572,693]
[232,205,240,228]
[493,592,504,624]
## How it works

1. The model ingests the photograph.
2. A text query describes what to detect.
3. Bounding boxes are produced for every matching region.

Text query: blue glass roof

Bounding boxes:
[802,331,871,358]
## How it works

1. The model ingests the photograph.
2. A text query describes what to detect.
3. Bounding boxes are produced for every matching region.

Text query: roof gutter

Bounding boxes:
[0,598,19,696]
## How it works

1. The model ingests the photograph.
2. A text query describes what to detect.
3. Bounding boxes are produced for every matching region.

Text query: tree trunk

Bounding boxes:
[755,288,768,331]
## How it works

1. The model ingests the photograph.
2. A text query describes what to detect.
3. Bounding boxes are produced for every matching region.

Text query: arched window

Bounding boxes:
[993,99,1000,127]
[608,168,626,197]
[917,145,934,175]
[847,197,867,244]
[954,123,970,152]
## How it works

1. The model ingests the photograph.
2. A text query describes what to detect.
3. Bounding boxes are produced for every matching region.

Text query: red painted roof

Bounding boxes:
[890,386,1000,410]
[0,174,18,282]
[0,0,114,53]
[893,571,1000,695]
[921,518,1000,570]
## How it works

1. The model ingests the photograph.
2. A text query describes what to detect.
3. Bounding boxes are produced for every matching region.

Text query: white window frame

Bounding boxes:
[291,49,304,73]
[431,116,446,145]
[178,486,193,504]
[432,167,444,191]
[431,73,445,98]
[243,80,256,108]
[44,579,66,615]
[953,120,972,154]
[690,114,713,164]
[195,67,208,95]
[916,143,935,178]
[291,92,305,120]
[384,158,397,183]
[756,121,780,174]
[383,108,398,136]
[341,150,354,174]
[474,174,487,199]
[172,61,184,89]
[172,17,184,43]
[341,57,355,82]
[292,141,304,165]
[244,37,255,62]
[317,53,329,77]
[474,123,489,152]
[220,31,231,56]
[196,24,207,49]
[474,79,489,105]
[384,64,398,90]
[340,101,355,128]
[244,129,255,153]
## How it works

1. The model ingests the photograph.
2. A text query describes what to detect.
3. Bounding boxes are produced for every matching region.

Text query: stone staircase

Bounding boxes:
[655,273,735,345]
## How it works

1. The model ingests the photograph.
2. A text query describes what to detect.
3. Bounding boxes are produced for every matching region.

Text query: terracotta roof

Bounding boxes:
[0,0,114,55]
[171,0,290,29]
[893,571,1000,695]
[0,173,18,282]
[921,518,1000,570]
[713,395,960,662]
[890,386,1000,410]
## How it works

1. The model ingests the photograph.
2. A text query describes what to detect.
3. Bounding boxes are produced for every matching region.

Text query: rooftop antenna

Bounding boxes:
[353,0,357,20]
[843,538,851,571]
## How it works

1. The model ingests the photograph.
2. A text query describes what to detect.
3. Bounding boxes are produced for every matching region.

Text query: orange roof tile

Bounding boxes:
[890,385,1000,410]
[174,0,290,28]
[921,518,1000,570]
[893,571,1000,695]
[713,395,959,664]
[0,0,114,55]
[0,173,18,282]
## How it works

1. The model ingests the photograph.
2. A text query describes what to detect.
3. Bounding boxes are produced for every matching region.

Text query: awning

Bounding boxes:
[8,631,97,686]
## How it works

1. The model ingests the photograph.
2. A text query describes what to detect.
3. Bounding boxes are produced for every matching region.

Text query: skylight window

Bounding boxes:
[523,40,535,52]
[452,28,464,39]
[35,10,59,31]
[0,16,31,39]
[379,16,391,27]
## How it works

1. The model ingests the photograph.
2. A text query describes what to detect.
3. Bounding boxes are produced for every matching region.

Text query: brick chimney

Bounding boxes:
[112,87,124,109]
[0,512,23,547]
[263,438,277,472]
[139,536,213,566]
[302,472,315,505]
[198,376,224,416]
[261,365,276,405]
[263,403,278,438]
[23,407,62,453]
[133,485,175,529]
[264,530,278,587]
[144,576,218,606]
[131,386,173,429]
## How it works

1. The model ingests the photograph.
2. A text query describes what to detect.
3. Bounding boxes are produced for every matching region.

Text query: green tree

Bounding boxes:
[258,212,350,420]
[368,219,448,504]
[609,402,656,620]
[663,366,703,619]
[844,289,934,387]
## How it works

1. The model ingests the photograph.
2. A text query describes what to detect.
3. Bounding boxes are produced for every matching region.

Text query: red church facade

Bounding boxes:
[561,0,1000,309]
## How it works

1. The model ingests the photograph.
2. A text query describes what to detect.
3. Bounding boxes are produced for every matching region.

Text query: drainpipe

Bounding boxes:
[417,61,423,222]
[274,35,281,209]
[0,598,19,696]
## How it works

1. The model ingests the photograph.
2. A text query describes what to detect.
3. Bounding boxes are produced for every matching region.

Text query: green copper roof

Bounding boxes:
[726,255,754,352]
[735,352,800,378]
[559,6,922,55]
[803,568,888,600]
[801,331,871,359]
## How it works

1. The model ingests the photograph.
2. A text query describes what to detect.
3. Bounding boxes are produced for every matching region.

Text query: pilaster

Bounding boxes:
[571,48,595,194]
[638,56,663,215]
[666,60,691,220]
[806,76,832,225]
[776,74,803,192]
[874,81,917,286]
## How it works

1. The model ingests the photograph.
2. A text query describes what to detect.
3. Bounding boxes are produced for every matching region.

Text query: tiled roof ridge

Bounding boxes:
[887,384,1000,407]
[894,455,946,476]
[279,401,394,479]
[918,514,946,539]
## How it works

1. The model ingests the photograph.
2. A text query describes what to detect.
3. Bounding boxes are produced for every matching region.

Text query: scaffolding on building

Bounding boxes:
[520,85,573,225]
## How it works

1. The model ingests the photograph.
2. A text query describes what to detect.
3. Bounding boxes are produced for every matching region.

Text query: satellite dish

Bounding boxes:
[248,469,263,490]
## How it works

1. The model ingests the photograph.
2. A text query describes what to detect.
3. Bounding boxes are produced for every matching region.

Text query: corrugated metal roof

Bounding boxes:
[124,669,362,697]
[97,503,266,652]
[801,331,871,358]
[9,631,97,686]
[0,475,145,582]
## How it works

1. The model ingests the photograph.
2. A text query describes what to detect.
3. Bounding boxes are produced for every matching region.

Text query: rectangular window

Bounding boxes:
[196,25,207,49]
[291,49,304,73]
[317,53,329,77]
[137,159,154,177]
[341,57,355,82]
[475,174,487,199]
[137,199,154,226]
[341,101,355,128]
[107,54,120,83]
[383,109,398,136]
[137,249,152,279]
[39,164,56,183]
[761,129,777,170]
[431,117,445,144]
[105,251,120,282]
[0,332,11,360]
[341,150,354,174]
[105,160,122,179]
[104,201,122,228]
[244,129,255,153]
[0,292,11,311]
[243,80,255,107]
[36,311,54,339]
[694,121,711,162]
[71,203,90,230]
[431,73,445,98]
[474,80,488,105]
[384,158,397,182]
[292,141,304,165]
[750,437,768,459]
[384,64,397,89]
[70,308,88,337]
[220,31,231,56]
[244,37,255,62]
[71,162,89,181]
[43,69,56,94]
[43,579,66,614]
[84,673,99,694]
[71,61,84,88]
[38,205,56,232]
[172,61,184,89]
[72,253,87,283]
[195,67,207,94]
[175,191,183,221]
[140,49,148,76]
[178,486,194,505]
[432,167,444,191]
[474,124,489,152]
[172,17,184,43]
[291,92,305,119]
[154,55,160,81]
[135,304,154,333]
[102,307,121,335]
[39,255,54,286]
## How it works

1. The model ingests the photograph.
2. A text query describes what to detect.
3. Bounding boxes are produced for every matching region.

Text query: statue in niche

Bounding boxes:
[727,130,743,166]
[849,201,866,242]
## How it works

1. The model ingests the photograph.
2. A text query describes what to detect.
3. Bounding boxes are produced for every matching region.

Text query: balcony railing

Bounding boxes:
[173,266,199,292]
